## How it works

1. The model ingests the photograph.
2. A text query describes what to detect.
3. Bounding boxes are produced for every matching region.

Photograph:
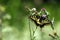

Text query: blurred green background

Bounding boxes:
[0,0,60,40]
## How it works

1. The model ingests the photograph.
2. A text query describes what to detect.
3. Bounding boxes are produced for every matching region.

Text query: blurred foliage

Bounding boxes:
[0,0,60,40]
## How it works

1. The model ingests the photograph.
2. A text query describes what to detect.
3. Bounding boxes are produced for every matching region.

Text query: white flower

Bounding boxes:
[32,8,36,11]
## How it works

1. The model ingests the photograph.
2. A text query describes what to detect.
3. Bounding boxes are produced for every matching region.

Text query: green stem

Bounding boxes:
[33,26,37,40]
[29,19,32,40]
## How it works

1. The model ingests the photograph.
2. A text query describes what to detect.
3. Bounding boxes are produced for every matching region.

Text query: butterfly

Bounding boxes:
[29,14,54,30]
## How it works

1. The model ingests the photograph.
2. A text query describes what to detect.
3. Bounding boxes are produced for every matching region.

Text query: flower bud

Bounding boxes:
[32,8,36,11]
